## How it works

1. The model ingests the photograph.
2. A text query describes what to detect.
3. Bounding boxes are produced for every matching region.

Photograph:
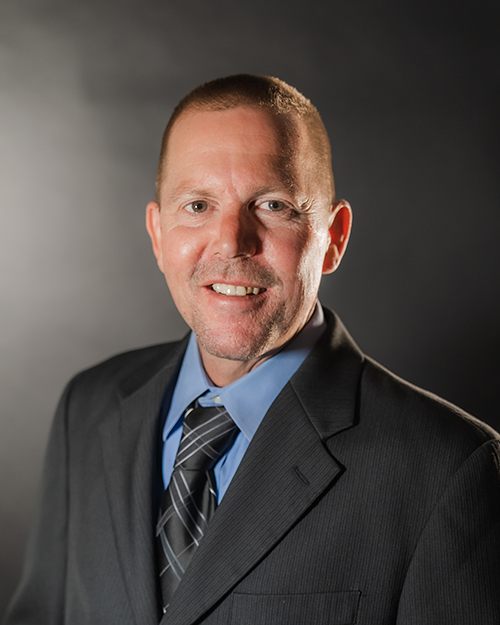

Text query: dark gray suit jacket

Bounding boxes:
[5,310,500,624]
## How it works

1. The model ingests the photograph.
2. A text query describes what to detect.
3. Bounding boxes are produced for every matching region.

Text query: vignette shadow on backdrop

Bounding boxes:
[1,0,499,616]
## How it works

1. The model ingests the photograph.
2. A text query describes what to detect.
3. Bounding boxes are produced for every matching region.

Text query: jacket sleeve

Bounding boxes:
[3,380,74,625]
[396,439,500,624]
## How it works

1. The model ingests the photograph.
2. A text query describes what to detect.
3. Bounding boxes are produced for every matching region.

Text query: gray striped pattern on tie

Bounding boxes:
[156,400,238,612]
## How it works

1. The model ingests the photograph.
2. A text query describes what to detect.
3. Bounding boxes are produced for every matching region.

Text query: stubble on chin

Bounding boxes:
[191,303,288,363]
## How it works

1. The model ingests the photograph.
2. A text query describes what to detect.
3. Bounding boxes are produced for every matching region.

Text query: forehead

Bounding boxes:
[161,106,304,191]
[168,106,290,156]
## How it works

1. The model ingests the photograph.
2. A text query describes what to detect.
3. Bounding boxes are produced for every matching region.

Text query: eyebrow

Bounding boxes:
[165,183,296,205]
[165,185,214,204]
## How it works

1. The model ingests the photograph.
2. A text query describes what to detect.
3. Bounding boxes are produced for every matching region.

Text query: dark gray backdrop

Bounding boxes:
[1,0,499,616]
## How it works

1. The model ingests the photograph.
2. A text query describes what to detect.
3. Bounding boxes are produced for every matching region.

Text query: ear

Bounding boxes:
[145,201,165,273]
[322,200,352,274]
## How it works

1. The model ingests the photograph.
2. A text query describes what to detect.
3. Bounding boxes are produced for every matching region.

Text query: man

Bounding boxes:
[5,75,500,625]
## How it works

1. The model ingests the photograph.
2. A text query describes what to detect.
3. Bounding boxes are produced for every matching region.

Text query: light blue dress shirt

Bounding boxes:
[161,303,326,502]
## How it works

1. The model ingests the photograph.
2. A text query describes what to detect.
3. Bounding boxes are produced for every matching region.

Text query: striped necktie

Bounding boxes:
[156,399,238,612]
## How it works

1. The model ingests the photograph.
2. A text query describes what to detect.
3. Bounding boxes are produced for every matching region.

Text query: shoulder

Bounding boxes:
[72,340,184,387]
[301,308,498,458]
[58,338,188,423]
[356,356,499,472]
[318,352,500,530]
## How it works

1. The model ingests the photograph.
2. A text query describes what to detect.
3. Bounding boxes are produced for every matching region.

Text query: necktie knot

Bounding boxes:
[174,400,238,472]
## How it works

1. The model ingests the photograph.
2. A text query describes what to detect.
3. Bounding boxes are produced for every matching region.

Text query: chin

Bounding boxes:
[197,333,268,363]
[193,320,283,363]
[190,303,292,362]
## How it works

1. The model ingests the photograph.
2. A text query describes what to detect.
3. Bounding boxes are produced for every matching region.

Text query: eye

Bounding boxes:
[265,200,286,211]
[186,200,208,213]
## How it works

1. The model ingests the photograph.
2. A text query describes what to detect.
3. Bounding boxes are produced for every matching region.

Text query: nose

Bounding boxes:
[211,206,259,259]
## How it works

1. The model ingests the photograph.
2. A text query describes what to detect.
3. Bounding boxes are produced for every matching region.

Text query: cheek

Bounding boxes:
[160,232,196,319]
[265,231,312,288]
[161,227,199,275]
[291,233,327,292]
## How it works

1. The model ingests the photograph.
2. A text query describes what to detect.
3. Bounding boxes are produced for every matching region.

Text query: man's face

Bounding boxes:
[147,106,350,372]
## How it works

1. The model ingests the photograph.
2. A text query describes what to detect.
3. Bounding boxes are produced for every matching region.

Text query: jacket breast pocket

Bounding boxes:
[229,590,361,624]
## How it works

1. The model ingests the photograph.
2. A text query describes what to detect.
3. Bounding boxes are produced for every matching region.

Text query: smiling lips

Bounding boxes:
[211,283,265,296]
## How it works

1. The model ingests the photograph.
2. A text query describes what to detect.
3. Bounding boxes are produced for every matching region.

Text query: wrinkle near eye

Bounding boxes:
[298,197,314,213]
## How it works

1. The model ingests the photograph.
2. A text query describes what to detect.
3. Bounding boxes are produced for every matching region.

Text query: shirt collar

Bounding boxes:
[163,302,326,442]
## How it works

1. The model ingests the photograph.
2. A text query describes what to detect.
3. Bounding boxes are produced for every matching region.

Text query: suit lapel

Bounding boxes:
[162,310,364,625]
[99,338,188,625]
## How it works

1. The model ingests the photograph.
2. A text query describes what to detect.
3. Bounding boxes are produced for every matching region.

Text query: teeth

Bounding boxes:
[212,283,263,296]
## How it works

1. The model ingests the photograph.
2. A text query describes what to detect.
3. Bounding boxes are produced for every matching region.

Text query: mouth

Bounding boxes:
[211,283,266,296]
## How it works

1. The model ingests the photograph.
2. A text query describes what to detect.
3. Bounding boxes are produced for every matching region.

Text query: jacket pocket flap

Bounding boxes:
[230,590,361,624]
